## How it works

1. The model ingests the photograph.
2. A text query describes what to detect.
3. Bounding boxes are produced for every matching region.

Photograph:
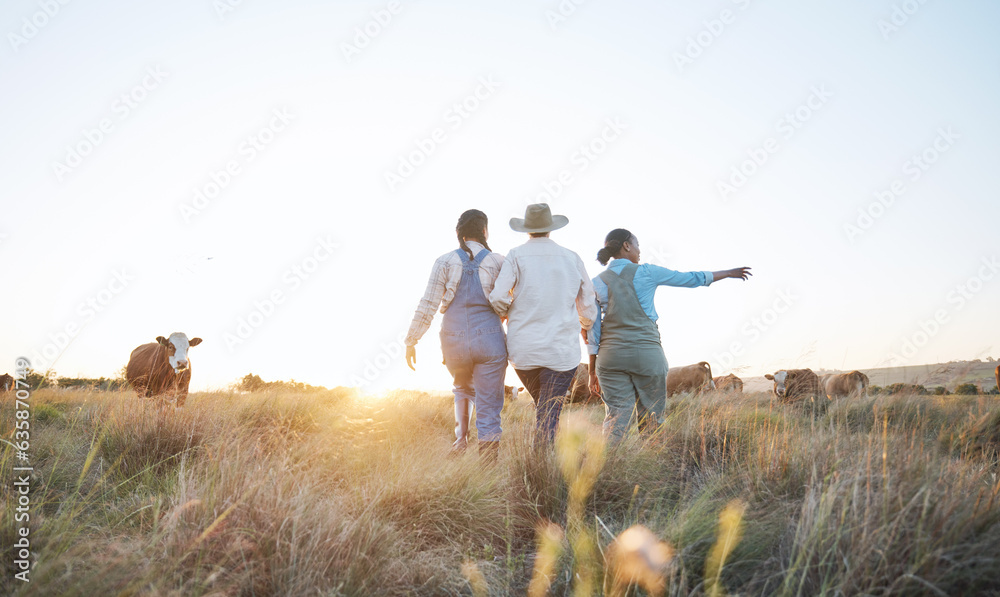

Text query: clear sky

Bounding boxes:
[3,0,999,393]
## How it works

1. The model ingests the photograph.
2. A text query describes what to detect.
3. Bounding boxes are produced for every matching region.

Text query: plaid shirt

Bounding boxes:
[405,241,505,347]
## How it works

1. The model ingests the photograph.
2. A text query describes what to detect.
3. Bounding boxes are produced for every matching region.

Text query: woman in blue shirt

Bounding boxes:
[587,228,750,443]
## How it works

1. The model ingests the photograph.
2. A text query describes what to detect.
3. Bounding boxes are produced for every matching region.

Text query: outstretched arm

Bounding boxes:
[710,267,752,281]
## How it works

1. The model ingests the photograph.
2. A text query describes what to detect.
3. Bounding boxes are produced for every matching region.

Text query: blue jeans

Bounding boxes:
[515,367,576,447]
[442,330,507,442]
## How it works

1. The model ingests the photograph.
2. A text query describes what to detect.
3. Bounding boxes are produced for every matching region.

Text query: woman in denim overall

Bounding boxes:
[405,210,507,459]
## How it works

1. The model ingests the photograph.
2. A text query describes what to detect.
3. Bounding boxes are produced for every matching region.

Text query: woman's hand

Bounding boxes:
[405,345,417,370]
[717,267,752,281]
[589,372,601,396]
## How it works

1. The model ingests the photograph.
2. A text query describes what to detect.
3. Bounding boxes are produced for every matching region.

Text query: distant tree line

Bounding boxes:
[233,373,328,393]
[869,383,999,396]
[19,368,128,390]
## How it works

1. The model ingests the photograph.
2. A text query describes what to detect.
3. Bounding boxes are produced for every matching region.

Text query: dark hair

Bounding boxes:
[457,209,491,259]
[597,228,634,265]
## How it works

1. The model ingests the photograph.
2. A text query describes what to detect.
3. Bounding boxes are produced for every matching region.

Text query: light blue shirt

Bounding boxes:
[587,259,713,355]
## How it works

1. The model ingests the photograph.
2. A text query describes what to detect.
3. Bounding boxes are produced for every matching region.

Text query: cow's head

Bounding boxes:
[698,362,715,389]
[156,332,202,373]
[765,371,789,398]
[847,371,868,394]
[504,385,525,401]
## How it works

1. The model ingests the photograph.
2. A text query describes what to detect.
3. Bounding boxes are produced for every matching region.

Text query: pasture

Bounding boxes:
[3,386,1000,596]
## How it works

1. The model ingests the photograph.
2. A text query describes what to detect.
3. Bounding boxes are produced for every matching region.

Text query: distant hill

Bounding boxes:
[742,359,1000,393]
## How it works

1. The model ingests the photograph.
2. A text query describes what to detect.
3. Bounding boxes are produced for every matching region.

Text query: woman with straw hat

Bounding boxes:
[490,203,597,448]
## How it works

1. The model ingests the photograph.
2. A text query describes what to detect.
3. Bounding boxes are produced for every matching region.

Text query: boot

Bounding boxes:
[479,441,500,463]
[451,398,472,454]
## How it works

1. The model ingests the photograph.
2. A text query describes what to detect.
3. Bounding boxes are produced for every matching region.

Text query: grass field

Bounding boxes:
[3,386,1000,596]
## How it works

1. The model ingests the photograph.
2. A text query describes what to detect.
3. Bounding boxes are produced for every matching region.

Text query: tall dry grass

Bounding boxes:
[1,386,999,595]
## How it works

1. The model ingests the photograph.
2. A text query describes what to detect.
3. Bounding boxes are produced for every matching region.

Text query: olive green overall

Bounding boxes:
[595,263,669,443]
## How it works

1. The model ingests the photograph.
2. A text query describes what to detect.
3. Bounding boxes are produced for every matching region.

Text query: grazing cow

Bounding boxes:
[504,385,525,401]
[823,370,869,399]
[713,374,743,394]
[0,373,13,392]
[666,362,715,397]
[126,333,202,407]
[764,369,822,402]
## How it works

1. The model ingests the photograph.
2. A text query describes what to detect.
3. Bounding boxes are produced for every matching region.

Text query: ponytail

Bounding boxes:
[596,228,634,265]
[456,209,491,259]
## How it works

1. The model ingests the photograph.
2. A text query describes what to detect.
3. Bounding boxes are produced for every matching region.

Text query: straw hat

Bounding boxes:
[509,203,569,233]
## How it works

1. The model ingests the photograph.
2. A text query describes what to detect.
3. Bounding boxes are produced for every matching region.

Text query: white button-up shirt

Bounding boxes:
[489,237,597,371]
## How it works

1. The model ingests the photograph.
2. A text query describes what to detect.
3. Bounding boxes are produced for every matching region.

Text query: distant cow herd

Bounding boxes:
[501,361,872,406]
[5,337,998,409]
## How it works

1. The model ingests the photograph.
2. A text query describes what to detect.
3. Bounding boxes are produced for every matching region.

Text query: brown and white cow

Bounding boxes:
[764,369,821,402]
[713,373,743,394]
[822,370,869,399]
[504,385,525,401]
[0,373,13,392]
[667,362,715,397]
[995,364,999,395]
[126,333,202,407]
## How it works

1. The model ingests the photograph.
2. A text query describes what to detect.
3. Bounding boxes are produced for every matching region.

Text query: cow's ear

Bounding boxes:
[156,336,168,346]
[189,338,203,347]
[765,374,774,380]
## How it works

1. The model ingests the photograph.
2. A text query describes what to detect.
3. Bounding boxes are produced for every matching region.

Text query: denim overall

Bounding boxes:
[440,249,507,443]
